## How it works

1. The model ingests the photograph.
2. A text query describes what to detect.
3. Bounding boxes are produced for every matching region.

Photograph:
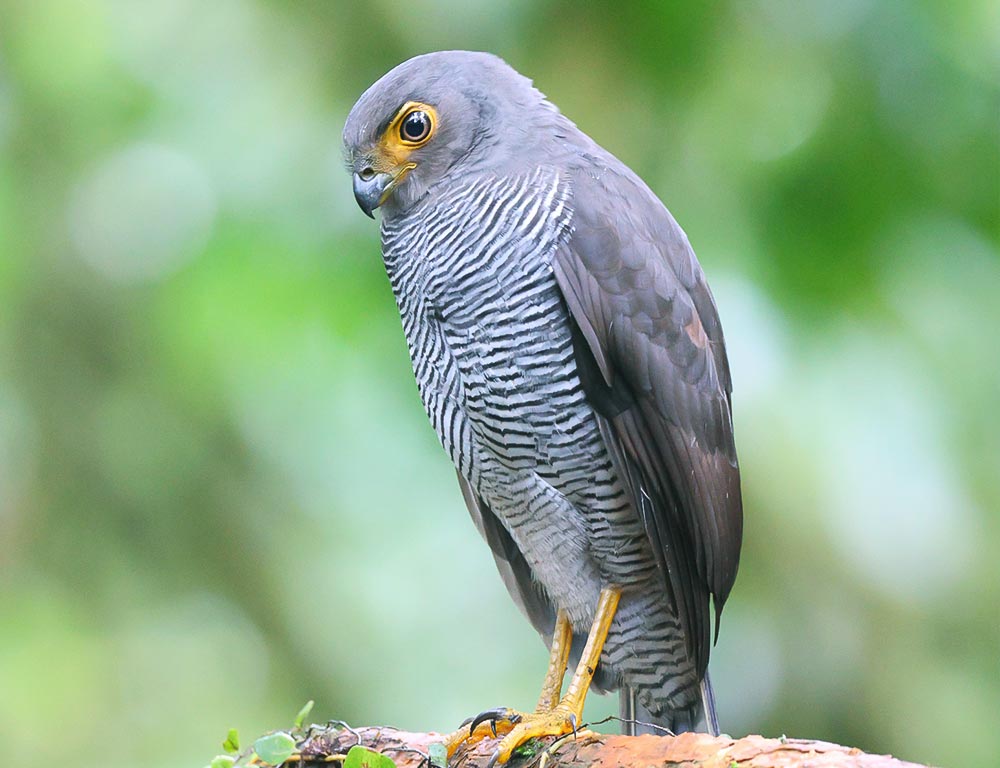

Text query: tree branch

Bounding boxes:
[274,724,933,768]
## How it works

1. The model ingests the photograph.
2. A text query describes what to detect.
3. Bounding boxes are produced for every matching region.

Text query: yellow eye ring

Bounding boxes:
[397,105,434,146]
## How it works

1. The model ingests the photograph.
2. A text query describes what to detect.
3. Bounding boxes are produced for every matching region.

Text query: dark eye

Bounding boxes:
[400,110,431,143]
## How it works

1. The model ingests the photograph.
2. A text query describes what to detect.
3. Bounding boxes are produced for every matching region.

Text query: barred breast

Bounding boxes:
[379,167,699,717]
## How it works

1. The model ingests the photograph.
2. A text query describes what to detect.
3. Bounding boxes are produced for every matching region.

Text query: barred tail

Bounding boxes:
[619,672,720,736]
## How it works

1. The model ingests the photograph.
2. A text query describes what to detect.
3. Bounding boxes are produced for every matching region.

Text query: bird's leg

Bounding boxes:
[490,588,620,764]
[444,611,572,757]
[535,609,572,712]
[450,589,622,766]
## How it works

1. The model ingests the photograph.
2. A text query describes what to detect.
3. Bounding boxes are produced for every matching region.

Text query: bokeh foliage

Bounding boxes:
[0,2,997,767]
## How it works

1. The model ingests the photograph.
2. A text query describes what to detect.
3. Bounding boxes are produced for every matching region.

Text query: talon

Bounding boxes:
[449,589,622,766]
[469,708,505,737]
[469,707,520,738]
[445,708,523,760]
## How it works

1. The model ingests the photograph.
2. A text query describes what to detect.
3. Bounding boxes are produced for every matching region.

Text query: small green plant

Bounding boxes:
[294,700,315,731]
[511,738,543,759]
[428,742,447,768]
[253,732,297,766]
[223,729,241,754]
[344,745,397,768]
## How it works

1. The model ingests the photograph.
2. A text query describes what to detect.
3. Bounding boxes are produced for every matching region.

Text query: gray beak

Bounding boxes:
[353,170,393,218]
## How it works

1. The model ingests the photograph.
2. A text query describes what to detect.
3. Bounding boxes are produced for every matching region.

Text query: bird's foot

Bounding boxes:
[444,707,520,757]
[486,704,585,766]
[446,705,585,766]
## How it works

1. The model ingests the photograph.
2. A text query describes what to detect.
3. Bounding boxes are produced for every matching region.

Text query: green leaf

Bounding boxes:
[223,728,241,753]
[209,756,235,768]
[294,699,314,730]
[511,738,543,759]
[428,742,447,768]
[254,732,297,766]
[343,744,397,768]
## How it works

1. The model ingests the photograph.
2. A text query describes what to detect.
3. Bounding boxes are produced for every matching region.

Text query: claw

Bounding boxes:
[469,708,519,738]
[486,749,501,768]
[469,709,499,737]
[445,708,522,761]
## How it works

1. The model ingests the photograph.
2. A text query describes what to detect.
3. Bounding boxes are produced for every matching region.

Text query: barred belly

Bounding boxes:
[380,168,698,713]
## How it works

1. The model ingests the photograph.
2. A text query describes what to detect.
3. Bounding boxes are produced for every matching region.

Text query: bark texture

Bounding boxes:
[277,724,933,768]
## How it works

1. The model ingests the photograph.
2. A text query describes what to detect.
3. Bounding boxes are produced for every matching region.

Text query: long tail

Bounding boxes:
[619,672,720,736]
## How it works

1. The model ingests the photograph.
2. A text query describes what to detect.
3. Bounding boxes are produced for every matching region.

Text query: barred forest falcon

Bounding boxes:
[343,51,743,763]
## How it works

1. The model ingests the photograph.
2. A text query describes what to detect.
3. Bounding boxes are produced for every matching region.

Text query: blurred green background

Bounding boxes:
[0,1,997,767]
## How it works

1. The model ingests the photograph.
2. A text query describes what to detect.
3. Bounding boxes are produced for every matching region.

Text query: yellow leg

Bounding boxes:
[535,610,572,713]
[447,588,622,766]
[445,609,574,757]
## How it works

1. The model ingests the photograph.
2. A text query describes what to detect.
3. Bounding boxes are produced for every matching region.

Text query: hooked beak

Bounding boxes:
[352,170,393,218]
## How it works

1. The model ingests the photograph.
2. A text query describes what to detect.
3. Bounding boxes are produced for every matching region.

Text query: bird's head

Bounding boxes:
[343,50,552,218]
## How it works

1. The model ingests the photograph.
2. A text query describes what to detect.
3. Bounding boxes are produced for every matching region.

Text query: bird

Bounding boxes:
[343,51,743,764]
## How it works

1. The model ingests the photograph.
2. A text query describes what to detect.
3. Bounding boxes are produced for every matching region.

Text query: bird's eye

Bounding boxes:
[400,110,432,143]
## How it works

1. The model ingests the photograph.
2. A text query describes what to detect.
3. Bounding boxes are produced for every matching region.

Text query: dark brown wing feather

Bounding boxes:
[553,160,743,677]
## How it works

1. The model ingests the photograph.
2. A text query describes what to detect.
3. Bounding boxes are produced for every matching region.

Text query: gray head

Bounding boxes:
[343,51,559,218]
